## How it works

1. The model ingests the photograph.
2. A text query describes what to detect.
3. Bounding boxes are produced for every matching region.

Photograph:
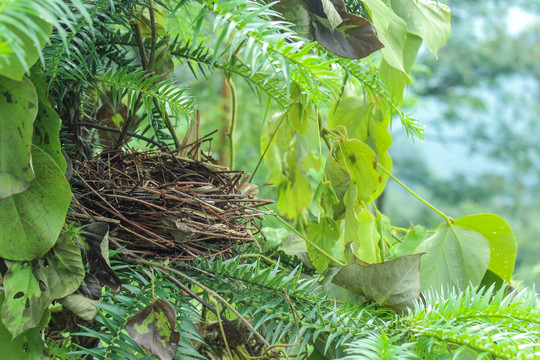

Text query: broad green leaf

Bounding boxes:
[328,97,369,141]
[0,146,71,260]
[379,33,423,103]
[332,139,381,201]
[1,262,49,338]
[0,293,44,359]
[344,184,380,263]
[361,0,390,33]
[379,11,408,74]
[453,214,517,282]
[276,167,312,219]
[278,233,313,268]
[390,0,451,57]
[321,0,343,28]
[0,15,52,80]
[0,76,38,199]
[33,231,85,300]
[307,217,341,272]
[417,223,490,291]
[288,102,312,135]
[376,213,392,259]
[308,181,339,218]
[126,298,180,360]
[390,225,427,260]
[58,294,98,321]
[32,81,66,173]
[332,254,423,312]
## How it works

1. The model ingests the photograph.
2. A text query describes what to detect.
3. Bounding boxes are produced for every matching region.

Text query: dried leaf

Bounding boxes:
[332,254,423,312]
[126,298,180,360]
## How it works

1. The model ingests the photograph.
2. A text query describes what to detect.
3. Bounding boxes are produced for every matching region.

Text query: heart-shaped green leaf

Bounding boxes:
[417,222,490,291]
[0,146,71,260]
[0,76,38,199]
[307,216,341,272]
[126,298,180,360]
[453,214,516,282]
[332,254,423,312]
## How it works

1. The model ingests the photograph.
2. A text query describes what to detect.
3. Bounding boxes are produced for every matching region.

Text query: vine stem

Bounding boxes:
[127,258,272,348]
[226,74,237,170]
[267,207,346,267]
[377,163,450,222]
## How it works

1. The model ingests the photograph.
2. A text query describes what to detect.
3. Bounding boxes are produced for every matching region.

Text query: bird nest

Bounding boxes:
[68,150,273,260]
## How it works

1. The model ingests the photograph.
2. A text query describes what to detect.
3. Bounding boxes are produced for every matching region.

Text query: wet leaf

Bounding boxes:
[0,146,71,260]
[1,262,49,338]
[453,214,516,282]
[0,76,38,199]
[0,293,44,359]
[417,222,490,291]
[332,254,423,312]
[126,298,180,360]
[307,217,341,272]
[81,223,122,293]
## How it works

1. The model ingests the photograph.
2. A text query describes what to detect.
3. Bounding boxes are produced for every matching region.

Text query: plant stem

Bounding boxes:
[377,163,450,222]
[267,207,346,267]
[226,74,237,170]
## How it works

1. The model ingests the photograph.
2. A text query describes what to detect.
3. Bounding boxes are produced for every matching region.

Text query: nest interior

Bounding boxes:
[69,151,273,260]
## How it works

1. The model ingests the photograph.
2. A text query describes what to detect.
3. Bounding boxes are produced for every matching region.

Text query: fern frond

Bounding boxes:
[0,0,91,72]
[340,333,418,360]
[187,0,342,104]
[72,266,205,360]
[411,285,540,359]
[96,68,195,120]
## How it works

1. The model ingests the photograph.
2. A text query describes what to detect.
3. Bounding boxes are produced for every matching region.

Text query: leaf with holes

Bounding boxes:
[332,254,423,312]
[1,262,50,339]
[0,76,38,199]
[33,231,85,301]
[126,298,180,360]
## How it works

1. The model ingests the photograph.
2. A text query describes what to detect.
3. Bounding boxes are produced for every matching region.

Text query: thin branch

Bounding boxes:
[72,121,166,148]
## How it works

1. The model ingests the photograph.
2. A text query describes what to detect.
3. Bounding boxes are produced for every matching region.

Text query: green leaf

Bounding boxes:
[328,97,369,141]
[0,293,43,360]
[332,254,423,313]
[126,298,180,360]
[307,217,341,273]
[58,294,98,321]
[331,139,381,201]
[379,33,423,104]
[1,262,49,338]
[417,223,490,291]
[278,233,313,268]
[0,146,71,261]
[32,81,66,173]
[33,231,85,300]
[453,214,517,282]
[390,225,427,260]
[0,76,38,199]
[276,167,312,219]
[0,14,52,80]
[390,0,451,57]
[320,0,343,28]
[379,10,408,74]
[345,184,380,263]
